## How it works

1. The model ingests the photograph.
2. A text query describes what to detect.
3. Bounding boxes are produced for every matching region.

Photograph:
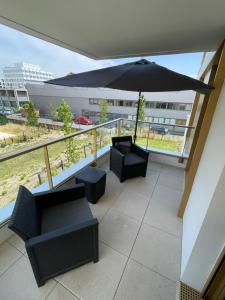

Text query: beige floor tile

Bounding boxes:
[56,242,127,300]
[113,189,149,222]
[147,161,163,173]
[106,172,124,199]
[144,186,182,236]
[146,168,160,179]
[115,259,176,300]
[161,165,185,178]
[0,256,56,300]
[99,209,140,255]
[124,176,156,198]
[8,234,26,254]
[0,241,22,276]
[158,172,184,191]
[152,184,183,205]
[46,284,79,300]
[89,172,124,222]
[89,196,114,222]
[131,224,180,282]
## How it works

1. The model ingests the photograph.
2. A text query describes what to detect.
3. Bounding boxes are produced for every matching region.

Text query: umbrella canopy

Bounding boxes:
[46,59,213,93]
[46,59,214,141]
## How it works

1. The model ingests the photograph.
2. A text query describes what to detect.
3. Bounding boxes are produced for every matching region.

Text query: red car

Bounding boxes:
[75,115,93,125]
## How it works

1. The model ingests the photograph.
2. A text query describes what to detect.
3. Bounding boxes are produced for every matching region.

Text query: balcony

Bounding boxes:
[0,118,188,299]
[0,160,183,299]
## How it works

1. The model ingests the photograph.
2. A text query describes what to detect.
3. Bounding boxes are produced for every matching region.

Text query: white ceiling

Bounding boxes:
[1,0,225,59]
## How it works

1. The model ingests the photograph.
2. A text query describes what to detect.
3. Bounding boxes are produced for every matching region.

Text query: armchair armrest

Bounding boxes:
[26,218,98,248]
[110,146,125,166]
[110,146,126,182]
[34,183,85,208]
[131,144,149,161]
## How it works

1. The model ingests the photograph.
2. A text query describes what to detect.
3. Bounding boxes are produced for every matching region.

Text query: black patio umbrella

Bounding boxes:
[46,59,213,142]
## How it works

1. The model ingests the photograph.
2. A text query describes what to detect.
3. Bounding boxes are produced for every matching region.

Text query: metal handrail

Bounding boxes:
[0,116,195,200]
[122,118,195,129]
[0,118,122,163]
[0,117,195,164]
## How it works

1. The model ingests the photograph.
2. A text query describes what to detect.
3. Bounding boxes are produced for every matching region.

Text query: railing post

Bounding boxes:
[146,122,151,150]
[117,119,122,136]
[91,128,97,167]
[43,146,53,189]
[179,130,188,164]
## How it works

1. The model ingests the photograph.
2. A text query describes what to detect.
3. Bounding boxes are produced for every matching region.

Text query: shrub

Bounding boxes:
[0,114,7,125]
[1,190,7,196]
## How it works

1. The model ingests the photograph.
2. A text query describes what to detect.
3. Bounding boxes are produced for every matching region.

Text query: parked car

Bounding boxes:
[75,115,93,125]
[151,125,168,135]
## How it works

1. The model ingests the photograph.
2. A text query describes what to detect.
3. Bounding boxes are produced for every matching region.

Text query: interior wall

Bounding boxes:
[181,81,225,291]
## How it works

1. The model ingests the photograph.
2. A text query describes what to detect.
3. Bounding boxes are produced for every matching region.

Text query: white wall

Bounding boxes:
[181,80,225,291]
[27,83,195,103]
[27,83,194,120]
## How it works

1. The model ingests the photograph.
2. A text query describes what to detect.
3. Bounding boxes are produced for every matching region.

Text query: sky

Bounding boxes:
[0,24,203,78]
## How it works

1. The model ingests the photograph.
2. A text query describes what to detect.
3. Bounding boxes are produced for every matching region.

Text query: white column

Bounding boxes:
[181,81,225,291]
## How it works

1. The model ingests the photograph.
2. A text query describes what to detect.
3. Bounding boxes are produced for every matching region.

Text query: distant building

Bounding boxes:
[27,83,195,127]
[3,62,53,88]
[0,79,7,89]
[0,88,29,115]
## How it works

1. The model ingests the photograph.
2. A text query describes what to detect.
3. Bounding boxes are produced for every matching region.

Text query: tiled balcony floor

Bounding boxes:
[0,161,184,300]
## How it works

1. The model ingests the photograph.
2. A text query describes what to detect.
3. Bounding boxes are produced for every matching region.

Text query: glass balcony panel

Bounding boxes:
[0,148,47,209]
[96,121,117,150]
[47,133,93,177]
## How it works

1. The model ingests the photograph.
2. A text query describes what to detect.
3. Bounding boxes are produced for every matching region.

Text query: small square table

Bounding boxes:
[75,166,106,204]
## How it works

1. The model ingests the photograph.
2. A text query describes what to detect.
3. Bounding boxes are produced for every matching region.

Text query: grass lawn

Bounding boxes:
[0,122,94,208]
[137,136,183,152]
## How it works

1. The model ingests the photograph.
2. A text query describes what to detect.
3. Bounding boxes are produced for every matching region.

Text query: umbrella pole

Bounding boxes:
[134,91,141,144]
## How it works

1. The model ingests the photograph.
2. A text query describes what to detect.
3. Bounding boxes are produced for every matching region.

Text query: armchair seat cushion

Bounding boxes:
[41,198,93,233]
[124,153,146,166]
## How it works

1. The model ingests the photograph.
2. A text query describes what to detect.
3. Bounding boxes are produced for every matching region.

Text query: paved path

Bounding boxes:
[7,114,93,130]
[0,132,15,140]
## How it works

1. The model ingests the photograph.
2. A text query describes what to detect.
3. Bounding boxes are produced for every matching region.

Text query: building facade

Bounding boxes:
[0,88,29,115]
[0,79,7,89]
[27,83,195,126]
[3,62,53,88]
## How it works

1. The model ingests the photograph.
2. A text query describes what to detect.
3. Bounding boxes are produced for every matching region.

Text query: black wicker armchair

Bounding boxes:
[8,184,98,287]
[110,136,149,182]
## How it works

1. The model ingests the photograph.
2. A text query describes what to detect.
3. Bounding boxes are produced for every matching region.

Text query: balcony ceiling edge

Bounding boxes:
[1,0,225,59]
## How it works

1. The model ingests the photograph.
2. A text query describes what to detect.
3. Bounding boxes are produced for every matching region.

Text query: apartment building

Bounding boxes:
[0,88,29,115]
[0,78,7,89]
[27,83,195,125]
[3,62,53,88]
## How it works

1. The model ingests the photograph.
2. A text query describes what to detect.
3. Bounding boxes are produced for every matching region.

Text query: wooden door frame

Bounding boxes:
[178,41,225,218]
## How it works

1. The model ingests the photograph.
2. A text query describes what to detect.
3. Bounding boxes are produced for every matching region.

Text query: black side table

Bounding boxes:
[75,166,106,204]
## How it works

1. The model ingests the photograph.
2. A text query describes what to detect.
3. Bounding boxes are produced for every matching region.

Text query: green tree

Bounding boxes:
[24,100,39,127]
[99,99,108,123]
[57,99,74,134]
[57,99,78,163]
[48,103,59,121]
[0,114,7,125]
